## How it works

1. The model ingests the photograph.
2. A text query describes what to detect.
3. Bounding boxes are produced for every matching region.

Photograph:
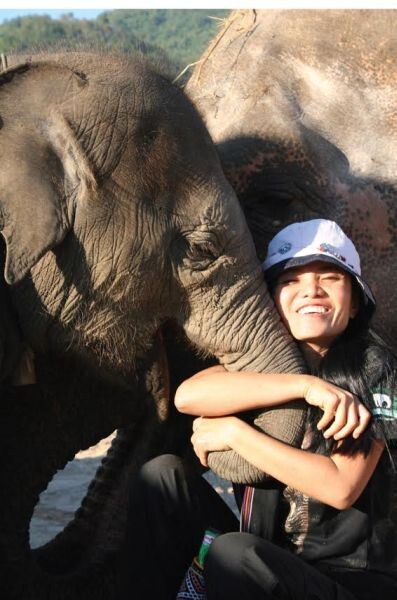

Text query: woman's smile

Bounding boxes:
[296,304,330,315]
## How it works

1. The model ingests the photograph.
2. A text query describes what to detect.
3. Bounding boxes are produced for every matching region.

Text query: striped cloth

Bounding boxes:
[240,485,254,532]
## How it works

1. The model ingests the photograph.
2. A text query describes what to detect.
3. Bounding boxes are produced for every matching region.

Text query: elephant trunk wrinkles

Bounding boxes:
[188,269,307,484]
[187,264,305,375]
[218,282,305,376]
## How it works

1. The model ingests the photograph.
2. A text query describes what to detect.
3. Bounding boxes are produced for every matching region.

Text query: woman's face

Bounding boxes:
[273,261,359,356]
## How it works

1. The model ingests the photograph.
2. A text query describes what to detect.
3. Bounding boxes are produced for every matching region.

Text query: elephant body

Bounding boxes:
[4,10,395,594]
[0,51,304,598]
[187,9,397,354]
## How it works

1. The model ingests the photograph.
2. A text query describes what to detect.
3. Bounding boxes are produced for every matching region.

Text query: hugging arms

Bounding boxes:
[176,366,381,510]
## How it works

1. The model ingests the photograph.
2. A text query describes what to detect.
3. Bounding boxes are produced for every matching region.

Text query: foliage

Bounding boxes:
[0,9,230,74]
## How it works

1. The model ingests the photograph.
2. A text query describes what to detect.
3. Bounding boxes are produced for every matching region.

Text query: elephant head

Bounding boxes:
[0,52,305,598]
[1,53,303,370]
[186,9,397,356]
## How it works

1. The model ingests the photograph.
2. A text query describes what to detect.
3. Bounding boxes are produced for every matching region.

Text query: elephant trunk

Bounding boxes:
[184,263,307,483]
[185,260,305,375]
[216,272,304,375]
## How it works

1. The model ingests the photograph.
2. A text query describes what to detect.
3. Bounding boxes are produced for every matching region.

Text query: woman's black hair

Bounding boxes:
[268,271,396,458]
[306,280,396,458]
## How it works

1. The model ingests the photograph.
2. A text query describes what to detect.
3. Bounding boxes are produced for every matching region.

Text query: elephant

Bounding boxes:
[186,9,397,356]
[0,51,306,599]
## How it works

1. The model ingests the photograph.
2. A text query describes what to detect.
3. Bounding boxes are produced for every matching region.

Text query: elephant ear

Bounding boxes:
[0,61,96,284]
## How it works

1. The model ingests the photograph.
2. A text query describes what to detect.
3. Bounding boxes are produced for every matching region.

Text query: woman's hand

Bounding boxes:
[191,416,240,467]
[302,376,371,440]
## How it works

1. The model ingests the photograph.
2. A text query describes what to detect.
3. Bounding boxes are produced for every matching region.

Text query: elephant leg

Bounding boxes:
[0,333,190,599]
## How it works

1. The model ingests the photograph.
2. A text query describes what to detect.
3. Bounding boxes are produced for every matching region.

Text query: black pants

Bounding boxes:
[121,454,397,600]
[205,533,397,600]
[121,453,238,598]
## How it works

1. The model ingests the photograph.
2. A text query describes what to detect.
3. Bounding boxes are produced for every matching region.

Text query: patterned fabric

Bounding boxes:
[176,559,206,600]
[372,391,397,420]
[177,528,219,599]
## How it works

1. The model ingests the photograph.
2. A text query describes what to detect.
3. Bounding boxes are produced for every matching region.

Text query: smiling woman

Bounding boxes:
[264,219,375,365]
[122,219,397,600]
[273,263,358,355]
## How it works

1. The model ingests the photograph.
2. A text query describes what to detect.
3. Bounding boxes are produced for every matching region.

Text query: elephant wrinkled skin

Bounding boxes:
[187,9,397,356]
[0,52,305,598]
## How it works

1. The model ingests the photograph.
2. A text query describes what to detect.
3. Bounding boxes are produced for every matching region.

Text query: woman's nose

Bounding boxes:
[300,278,324,297]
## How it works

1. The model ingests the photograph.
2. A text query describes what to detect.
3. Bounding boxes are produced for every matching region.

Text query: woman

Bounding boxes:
[123,219,397,600]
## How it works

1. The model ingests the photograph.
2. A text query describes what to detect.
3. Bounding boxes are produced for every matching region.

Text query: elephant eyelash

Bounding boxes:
[199,241,221,259]
[182,229,224,265]
[183,241,222,271]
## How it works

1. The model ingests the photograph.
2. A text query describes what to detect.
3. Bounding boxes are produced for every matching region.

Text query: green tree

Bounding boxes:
[0,9,230,75]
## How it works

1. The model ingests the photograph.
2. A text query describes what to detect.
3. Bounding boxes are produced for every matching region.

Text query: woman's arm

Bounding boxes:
[175,370,370,440]
[175,369,306,414]
[191,416,384,510]
[176,370,337,415]
[183,365,227,382]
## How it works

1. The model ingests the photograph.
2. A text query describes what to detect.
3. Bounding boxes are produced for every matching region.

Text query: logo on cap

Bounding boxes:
[318,243,346,263]
[278,242,292,255]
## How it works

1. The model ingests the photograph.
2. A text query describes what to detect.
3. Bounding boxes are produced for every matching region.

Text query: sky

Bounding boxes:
[0,3,225,25]
[0,10,104,23]
[0,0,390,25]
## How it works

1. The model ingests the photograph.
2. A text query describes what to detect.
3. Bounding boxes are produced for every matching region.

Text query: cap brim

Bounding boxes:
[264,254,376,318]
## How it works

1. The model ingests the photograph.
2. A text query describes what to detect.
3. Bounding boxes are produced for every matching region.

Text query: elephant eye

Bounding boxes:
[198,240,220,259]
[183,231,222,268]
[188,241,221,267]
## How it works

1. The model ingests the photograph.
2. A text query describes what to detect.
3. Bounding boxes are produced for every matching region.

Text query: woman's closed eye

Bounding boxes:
[320,272,345,282]
[321,274,341,280]
[277,276,298,286]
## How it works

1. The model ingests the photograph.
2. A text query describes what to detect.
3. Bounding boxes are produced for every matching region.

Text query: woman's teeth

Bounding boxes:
[298,306,328,315]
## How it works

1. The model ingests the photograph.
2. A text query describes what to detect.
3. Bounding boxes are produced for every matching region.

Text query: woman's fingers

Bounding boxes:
[308,379,371,441]
[332,401,359,440]
[192,417,203,432]
[320,394,371,440]
[195,446,209,468]
[352,404,372,439]
[191,417,234,465]
[191,432,209,467]
[317,396,339,430]
[323,400,348,439]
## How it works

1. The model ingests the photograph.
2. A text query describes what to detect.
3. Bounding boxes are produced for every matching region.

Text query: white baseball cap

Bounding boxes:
[262,219,376,317]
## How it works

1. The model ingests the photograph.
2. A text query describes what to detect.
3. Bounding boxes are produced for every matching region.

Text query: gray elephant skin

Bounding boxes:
[0,52,305,598]
[187,9,397,356]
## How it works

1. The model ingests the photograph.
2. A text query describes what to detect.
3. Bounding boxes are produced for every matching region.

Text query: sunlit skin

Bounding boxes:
[177,259,386,510]
[273,261,359,364]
